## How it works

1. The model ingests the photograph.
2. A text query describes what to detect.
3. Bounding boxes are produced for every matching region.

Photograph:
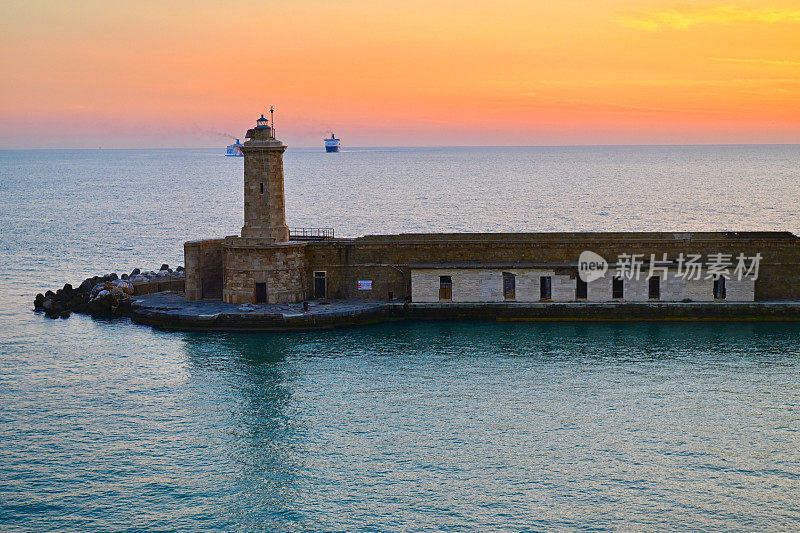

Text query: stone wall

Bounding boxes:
[132,279,185,295]
[411,268,755,303]
[412,268,560,303]
[586,270,754,302]
[184,238,225,301]
[186,231,798,304]
[305,232,797,303]
[222,238,308,304]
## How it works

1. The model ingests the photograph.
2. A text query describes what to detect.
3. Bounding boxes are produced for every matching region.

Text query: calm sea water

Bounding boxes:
[2,146,800,531]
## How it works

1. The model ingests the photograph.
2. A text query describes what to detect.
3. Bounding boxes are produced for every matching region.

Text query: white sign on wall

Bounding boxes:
[357,280,372,290]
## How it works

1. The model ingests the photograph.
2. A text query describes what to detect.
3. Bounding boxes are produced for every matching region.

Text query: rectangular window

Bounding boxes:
[576,277,588,300]
[503,272,516,300]
[648,276,660,299]
[255,282,267,303]
[612,276,624,299]
[540,276,552,300]
[260,182,264,194]
[713,276,726,299]
[439,275,452,301]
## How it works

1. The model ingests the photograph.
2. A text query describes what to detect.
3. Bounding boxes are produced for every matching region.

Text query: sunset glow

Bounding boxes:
[2,0,799,147]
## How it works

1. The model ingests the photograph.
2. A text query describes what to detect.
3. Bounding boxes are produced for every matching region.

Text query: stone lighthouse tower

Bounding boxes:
[240,110,290,242]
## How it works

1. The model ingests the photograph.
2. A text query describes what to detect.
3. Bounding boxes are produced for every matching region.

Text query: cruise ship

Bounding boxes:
[225,139,243,157]
[324,133,340,153]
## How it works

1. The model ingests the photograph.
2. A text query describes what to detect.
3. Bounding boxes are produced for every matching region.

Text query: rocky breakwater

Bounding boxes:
[34,264,185,319]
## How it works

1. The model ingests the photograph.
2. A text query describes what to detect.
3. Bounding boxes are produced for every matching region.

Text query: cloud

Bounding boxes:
[710,57,800,66]
[620,6,800,31]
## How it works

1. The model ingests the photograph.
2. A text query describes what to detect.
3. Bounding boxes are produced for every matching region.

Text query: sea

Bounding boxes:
[1,145,800,531]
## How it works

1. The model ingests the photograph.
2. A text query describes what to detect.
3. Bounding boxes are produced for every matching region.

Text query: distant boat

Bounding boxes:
[225,139,243,157]
[324,133,340,153]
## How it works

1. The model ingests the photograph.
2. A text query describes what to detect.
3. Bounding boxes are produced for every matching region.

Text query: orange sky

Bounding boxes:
[1,0,799,148]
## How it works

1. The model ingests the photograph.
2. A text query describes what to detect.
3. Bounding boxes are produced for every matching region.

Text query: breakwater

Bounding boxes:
[34,265,185,319]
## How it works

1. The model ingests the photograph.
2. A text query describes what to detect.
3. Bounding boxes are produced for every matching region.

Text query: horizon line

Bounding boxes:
[3,142,800,151]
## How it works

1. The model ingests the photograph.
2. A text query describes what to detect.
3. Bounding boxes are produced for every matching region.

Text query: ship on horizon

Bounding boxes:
[324,133,340,153]
[225,139,243,157]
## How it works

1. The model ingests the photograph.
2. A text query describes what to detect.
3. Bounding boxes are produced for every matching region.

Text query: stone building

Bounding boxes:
[185,115,800,306]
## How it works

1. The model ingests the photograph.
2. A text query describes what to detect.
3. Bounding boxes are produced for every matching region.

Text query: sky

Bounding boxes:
[1,0,799,148]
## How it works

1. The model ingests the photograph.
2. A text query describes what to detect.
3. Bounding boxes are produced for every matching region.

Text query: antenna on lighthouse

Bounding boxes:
[270,106,275,138]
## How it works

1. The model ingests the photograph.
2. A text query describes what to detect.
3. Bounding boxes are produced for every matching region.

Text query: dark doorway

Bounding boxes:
[713,276,726,299]
[314,271,327,299]
[201,277,222,299]
[612,276,624,299]
[255,282,267,303]
[576,277,588,300]
[503,272,516,300]
[648,276,660,299]
[540,276,552,300]
[439,275,452,301]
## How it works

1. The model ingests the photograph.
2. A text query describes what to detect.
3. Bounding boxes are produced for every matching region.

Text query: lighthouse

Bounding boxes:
[239,111,290,242]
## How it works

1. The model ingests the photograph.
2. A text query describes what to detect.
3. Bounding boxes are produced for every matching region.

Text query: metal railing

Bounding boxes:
[289,227,335,240]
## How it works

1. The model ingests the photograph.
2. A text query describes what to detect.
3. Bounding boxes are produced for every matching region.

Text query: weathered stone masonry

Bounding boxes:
[188,231,800,305]
[184,116,800,306]
[222,239,308,304]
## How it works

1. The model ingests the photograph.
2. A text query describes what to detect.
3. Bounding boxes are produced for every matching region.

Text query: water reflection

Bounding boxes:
[172,321,800,530]
[181,333,307,528]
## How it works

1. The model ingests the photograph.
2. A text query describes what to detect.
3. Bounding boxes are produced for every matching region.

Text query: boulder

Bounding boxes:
[68,294,86,308]
[131,268,141,276]
[89,287,111,303]
[90,283,103,298]
[87,297,111,315]
[78,279,93,293]
[160,264,169,271]
[34,294,45,311]
[59,310,71,319]
[43,299,62,314]
[121,273,129,280]
[45,290,56,299]
[114,279,134,295]
[175,266,185,272]
[109,273,119,281]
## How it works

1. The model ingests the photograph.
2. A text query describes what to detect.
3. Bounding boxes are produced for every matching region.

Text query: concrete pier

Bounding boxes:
[130,292,391,331]
[130,292,800,332]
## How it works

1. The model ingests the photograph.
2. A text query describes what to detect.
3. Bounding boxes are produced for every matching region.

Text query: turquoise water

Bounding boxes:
[2,146,800,530]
